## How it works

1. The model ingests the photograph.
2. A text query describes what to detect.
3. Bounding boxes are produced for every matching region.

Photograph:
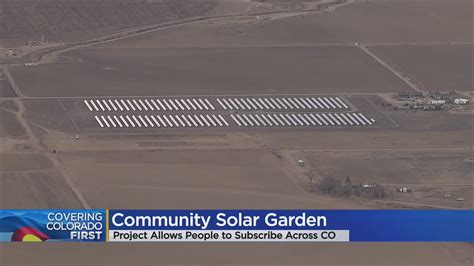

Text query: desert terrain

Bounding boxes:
[0,0,473,265]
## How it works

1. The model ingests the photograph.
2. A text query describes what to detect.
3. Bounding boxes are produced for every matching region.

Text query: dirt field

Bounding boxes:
[1,242,472,265]
[0,152,81,208]
[370,44,473,92]
[0,170,82,208]
[105,0,473,48]
[0,0,218,39]
[0,80,15,97]
[0,109,27,138]
[0,0,473,265]
[299,149,473,209]
[11,46,407,96]
[59,149,367,209]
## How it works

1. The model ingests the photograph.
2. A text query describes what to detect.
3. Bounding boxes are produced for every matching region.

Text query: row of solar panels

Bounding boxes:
[94,114,229,128]
[217,97,348,110]
[230,113,373,127]
[83,96,350,112]
[92,112,374,128]
[84,98,215,112]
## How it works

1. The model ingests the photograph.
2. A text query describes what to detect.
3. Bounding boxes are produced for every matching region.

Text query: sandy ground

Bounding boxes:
[0,109,27,138]
[0,242,472,266]
[59,149,369,209]
[0,80,15,97]
[102,0,473,48]
[0,0,473,265]
[11,46,406,97]
[369,44,474,92]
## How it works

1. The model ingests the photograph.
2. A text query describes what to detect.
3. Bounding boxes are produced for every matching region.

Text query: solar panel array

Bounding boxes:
[94,114,229,128]
[230,113,373,127]
[84,98,215,112]
[82,96,376,129]
[217,96,348,110]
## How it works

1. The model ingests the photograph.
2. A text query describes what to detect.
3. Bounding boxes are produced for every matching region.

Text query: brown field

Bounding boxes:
[0,109,27,138]
[1,0,473,265]
[0,0,218,39]
[0,170,82,208]
[59,149,367,209]
[106,0,473,48]
[370,44,474,92]
[299,149,473,209]
[0,80,15,97]
[11,46,407,97]
[1,242,472,265]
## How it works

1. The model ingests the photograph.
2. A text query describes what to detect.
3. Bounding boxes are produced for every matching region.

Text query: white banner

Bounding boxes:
[108,230,349,242]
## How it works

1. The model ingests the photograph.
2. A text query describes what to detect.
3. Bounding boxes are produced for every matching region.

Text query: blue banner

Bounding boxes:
[0,209,106,242]
[1,210,472,242]
[109,210,474,242]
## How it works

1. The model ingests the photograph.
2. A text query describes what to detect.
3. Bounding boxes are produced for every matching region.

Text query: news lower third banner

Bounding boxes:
[0,210,472,242]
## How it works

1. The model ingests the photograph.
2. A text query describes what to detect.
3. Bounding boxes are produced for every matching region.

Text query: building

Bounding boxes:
[399,91,423,99]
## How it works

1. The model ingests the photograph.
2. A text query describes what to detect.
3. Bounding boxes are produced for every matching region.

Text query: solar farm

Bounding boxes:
[82,96,375,129]
[0,0,473,265]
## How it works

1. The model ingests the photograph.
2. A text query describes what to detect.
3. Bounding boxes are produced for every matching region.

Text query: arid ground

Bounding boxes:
[0,0,473,265]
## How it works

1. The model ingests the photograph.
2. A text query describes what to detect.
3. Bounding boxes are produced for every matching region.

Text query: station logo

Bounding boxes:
[0,210,106,242]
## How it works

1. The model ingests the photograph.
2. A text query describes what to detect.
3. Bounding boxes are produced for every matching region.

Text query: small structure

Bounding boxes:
[394,187,413,193]
[453,99,469,105]
[430,100,446,105]
[431,91,452,101]
[424,105,442,111]
[399,91,423,99]
[297,160,305,167]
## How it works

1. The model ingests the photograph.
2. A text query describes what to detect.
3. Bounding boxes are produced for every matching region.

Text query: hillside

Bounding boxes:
[0,0,218,39]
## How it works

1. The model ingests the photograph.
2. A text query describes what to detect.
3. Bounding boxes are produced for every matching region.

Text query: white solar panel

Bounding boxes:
[120,116,129,127]
[94,116,104,127]
[138,99,148,111]
[264,98,275,109]
[102,100,111,111]
[193,115,204,127]
[204,99,215,110]
[200,115,210,127]
[180,99,190,111]
[101,116,110,127]
[230,115,241,126]
[335,97,349,109]
[187,115,198,127]
[144,115,154,127]
[138,115,147,127]
[84,100,93,111]
[126,115,135,127]
[276,98,287,109]
[96,100,105,111]
[187,99,197,110]
[199,99,209,110]
[235,98,246,110]
[132,99,142,111]
[113,116,123,127]
[157,115,167,127]
[218,115,229,127]
[115,99,124,111]
[258,98,269,109]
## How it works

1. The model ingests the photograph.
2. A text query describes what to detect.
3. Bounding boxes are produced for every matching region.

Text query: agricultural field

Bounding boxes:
[369,44,474,92]
[11,46,407,97]
[0,0,473,265]
[59,149,367,209]
[0,0,218,39]
[105,0,473,48]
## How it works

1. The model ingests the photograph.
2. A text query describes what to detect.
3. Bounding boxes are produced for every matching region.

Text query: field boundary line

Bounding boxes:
[364,96,399,127]
[358,45,422,93]
[57,98,80,132]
